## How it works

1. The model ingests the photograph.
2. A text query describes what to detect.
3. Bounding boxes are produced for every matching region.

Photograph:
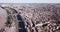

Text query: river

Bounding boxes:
[0,7,7,29]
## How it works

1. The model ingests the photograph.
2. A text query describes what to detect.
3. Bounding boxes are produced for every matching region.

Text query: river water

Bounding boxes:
[0,7,7,21]
[0,7,7,28]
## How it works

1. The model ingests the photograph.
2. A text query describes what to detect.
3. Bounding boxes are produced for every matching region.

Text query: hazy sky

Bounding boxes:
[0,0,60,3]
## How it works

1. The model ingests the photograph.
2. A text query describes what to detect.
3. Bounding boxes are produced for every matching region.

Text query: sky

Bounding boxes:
[0,0,60,3]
